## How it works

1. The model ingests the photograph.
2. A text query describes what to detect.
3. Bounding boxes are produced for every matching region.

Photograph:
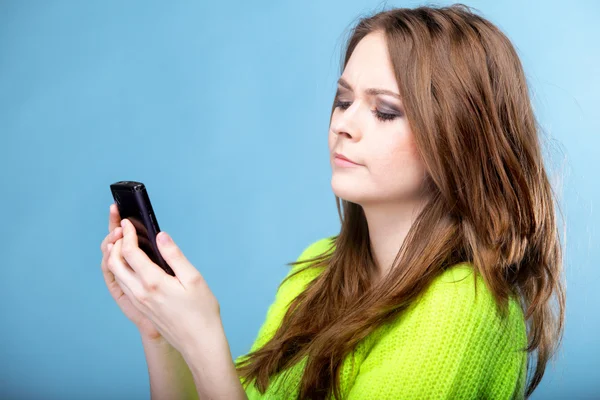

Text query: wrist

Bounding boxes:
[183,321,246,399]
[140,334,172,350]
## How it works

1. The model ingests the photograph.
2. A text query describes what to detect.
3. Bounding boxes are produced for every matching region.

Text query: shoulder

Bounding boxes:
[415,263,524,324]
[295,236,336,265]
[241,236,335,354]
[399,263,526,339]
[277,236,335,295]
[378,262,527,380]
[349,263,528,399]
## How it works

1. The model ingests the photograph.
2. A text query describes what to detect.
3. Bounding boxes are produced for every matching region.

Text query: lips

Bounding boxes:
[334,152,361,165]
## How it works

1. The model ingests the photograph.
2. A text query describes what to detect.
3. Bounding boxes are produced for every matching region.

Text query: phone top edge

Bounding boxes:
[110,181,146,192]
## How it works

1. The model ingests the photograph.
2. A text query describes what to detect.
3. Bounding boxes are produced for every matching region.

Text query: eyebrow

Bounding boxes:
[337,77,402,100]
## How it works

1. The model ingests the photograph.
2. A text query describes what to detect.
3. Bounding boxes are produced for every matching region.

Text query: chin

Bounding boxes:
[331,175,370,205]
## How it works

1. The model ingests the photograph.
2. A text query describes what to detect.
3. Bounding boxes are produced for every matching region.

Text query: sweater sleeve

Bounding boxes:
[346,265,528,400]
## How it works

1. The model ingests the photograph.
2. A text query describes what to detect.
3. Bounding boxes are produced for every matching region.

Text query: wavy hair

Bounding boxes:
[235,4,566,399]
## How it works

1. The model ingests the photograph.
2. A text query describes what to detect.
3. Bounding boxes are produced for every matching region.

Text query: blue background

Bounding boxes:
[1,0,598,398]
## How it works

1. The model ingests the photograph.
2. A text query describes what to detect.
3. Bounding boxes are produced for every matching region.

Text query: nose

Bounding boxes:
[330,102,362,141]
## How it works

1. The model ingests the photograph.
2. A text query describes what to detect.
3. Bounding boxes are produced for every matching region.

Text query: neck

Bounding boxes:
[362,197,430,281]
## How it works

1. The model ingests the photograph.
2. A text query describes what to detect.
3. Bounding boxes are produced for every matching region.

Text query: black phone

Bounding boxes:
[109,181,175,276]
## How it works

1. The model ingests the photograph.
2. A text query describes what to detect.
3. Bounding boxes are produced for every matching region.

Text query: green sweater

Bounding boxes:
[235,237,528,399]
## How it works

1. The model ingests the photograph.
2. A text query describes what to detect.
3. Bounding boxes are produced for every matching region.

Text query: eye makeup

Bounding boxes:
[333,91,403,122]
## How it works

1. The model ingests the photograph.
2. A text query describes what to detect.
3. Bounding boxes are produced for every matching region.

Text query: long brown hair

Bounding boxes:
[235,4,566,399]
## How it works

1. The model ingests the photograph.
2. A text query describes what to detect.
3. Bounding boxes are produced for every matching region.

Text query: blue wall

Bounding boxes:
[1,0,597,398]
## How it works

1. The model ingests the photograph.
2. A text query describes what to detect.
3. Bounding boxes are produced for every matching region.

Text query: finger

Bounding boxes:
[156,231,198,286]
[114,275,129,300]
[100,226,123,253]
[108,238,142,296]
[101,242,122,297]
[108,203,122,233]
[101,243,143,316]
[101,242,112,274]
[120,218,163,283]
[129,217,148,237]
[104,228,122,254]
[114,274,146,318]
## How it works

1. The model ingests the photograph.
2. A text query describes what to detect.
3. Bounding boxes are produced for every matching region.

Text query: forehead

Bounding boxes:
[341,31,399,92]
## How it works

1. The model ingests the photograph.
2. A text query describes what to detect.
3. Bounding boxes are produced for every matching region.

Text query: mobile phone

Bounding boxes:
[109,181,175,276]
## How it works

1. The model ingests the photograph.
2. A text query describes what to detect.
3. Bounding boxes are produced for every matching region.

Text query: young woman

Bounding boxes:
[234,4,565,400]
[100,3,565,400]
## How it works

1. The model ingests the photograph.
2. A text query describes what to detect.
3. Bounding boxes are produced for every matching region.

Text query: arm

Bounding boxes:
[184,237,332,399]
[141,335,199,400]
[346,267,527,400]
[182,318,248,400]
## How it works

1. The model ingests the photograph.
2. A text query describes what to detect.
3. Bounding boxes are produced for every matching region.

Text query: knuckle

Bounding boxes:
[145,280,160,293]
[190,273,204,287]
[106,252,116,270]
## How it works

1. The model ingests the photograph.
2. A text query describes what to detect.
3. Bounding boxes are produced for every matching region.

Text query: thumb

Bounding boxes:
[157,231,197,284]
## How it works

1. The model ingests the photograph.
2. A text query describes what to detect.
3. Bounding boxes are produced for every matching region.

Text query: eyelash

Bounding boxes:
[333,100,399,122]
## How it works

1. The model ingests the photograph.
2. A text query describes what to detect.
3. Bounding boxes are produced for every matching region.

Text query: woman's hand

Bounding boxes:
[100,204,164,342]
[105,216,222,360]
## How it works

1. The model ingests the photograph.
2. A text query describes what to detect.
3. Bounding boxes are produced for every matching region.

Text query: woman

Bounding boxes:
[100,3,565,400]
[234,4,565,400]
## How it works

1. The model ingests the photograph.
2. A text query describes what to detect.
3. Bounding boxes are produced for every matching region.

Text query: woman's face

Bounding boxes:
[328,30,427,206]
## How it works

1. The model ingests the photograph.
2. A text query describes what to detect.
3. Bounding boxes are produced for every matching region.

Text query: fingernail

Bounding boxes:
[107,243,113,252]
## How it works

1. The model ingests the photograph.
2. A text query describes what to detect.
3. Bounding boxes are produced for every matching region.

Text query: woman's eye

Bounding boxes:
[334,100,352,110]
[373,109,399,122]
[334,100,400,122]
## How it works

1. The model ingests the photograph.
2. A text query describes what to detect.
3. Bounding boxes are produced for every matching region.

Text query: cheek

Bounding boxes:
[371,138,425,192]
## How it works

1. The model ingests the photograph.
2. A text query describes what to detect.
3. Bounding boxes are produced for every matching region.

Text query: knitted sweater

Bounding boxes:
[235,237,528,399]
